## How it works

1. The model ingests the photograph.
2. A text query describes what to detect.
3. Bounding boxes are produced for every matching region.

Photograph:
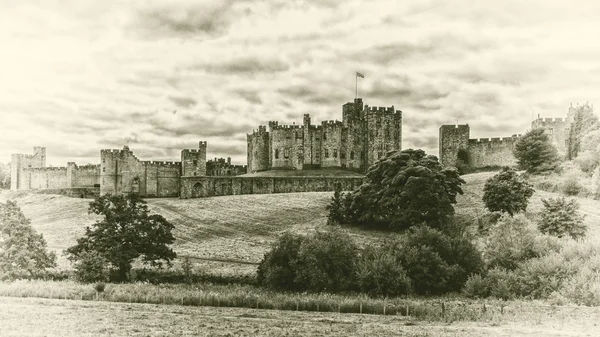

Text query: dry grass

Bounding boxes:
[3,171,600,271]
[1,296,597,337]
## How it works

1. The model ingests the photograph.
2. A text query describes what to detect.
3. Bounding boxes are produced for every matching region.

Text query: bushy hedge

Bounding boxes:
[258,226,483,297]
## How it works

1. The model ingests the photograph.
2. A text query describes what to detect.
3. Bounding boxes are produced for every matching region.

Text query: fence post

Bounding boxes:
[383,301,386,315]
[406,303,409,317]
[256,298,259,309]
[441,302,445,318]
[360,302,363,314]
[338,303,341,313]
[317,303,319,312]
[296,301,299,311]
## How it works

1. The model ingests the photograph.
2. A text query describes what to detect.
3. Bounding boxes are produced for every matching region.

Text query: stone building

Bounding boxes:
[246,97,403,174]
[439,104,586,169]
[206,157,247,176]
[439,124,522,169]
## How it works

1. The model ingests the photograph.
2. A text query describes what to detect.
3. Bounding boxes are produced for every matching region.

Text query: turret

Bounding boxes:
[181,141,207,177]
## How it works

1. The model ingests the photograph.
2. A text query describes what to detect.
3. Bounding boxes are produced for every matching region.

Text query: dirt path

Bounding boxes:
[1,297,597,337]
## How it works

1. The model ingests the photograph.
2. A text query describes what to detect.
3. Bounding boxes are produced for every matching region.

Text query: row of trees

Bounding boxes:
[0,194,177,282]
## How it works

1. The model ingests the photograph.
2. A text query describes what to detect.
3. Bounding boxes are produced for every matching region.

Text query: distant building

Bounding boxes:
[246,97,403,174]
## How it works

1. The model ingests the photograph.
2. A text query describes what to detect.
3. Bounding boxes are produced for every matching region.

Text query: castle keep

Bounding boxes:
[247,98,402,173]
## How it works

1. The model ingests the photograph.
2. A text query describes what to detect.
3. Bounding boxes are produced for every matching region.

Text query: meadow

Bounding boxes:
[2,171,600,335]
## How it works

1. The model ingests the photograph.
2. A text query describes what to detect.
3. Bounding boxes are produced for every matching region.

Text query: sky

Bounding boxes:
[1,0,600,166]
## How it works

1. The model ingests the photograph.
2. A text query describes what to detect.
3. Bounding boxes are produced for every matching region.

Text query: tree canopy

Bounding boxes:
[513,128,560,174]
[66,194,176,281]
[482,167,535,216]
[335,149,465,231]
[0,200,56,280]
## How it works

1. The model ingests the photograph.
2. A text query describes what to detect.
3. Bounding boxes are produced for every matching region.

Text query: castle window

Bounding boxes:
[378,152,382,159]
[275,149,279,159]
[193,160,198,166]
[296,131,301,139]
[385,128,390,138]
[286,133,291,139]
[324,148,329,158]
[350,151,355,160]
[323,132,327,141]
[340,151,346,159]
[315,137,320,141]
[333,149,338,158]
[284,148,290,159]
[102,167,105,172]
[549,128,554,135]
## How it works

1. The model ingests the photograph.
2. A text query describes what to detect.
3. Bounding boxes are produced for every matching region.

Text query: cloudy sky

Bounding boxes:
[1,0,600,166]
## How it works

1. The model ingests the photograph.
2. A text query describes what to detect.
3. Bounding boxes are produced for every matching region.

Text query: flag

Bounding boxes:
[356,71,364,78]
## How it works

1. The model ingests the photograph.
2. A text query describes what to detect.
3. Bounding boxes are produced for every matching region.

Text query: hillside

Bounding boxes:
[2,171,600,273]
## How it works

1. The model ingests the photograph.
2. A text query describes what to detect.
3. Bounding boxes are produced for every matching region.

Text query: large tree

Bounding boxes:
[66,194,176,281]
[482,167,535,216]
[513,128,560,174]
[339,149,465,231]
[0,201,57,279]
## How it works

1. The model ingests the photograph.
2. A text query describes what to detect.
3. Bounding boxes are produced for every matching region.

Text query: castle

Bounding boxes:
[10,142,250,198]
[247,98,402,173]
[438,103,589,169]
[11,97,393,198]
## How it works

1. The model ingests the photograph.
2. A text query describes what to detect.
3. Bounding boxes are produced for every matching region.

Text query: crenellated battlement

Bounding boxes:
[534,117,565,123]
[24,166,67,171]
[365,105,400,115]
[144,160,181,167]
[271,124,301,130]
[468,136,521,144]
[321,120,343,127]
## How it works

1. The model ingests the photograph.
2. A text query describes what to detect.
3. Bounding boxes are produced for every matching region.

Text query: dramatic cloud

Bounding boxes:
[2,0,600,167]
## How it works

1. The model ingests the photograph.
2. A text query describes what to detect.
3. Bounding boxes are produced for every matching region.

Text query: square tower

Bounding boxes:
[181,141,207,176]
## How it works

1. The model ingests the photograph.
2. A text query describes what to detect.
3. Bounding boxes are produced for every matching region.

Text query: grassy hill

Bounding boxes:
[2,171,600,274]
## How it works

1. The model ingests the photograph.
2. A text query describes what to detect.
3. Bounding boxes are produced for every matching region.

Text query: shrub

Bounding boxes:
[462,274,488,299]
[482,167,535,216]
[72,250,109,283]
[561,175,582,196]
[294,228,359,293]
[515,253,574,299]
[483,214,543,270]
[538,197,586,239]
[397,226,483,295]
[356,243,412,297]
[257,233,305,291]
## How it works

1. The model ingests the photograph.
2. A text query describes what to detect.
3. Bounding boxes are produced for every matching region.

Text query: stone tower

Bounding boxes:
[10,146,46,190]
[181,141,207,177]
[439,124,470,167]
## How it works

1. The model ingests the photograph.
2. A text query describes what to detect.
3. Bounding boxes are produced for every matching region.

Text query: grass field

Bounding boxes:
[1,296,598,337]
[2,171,600,271]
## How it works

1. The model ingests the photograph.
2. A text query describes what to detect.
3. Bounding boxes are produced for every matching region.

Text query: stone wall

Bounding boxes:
[180,176,365,199]
[467,137,520,167]
[531,117,567,155]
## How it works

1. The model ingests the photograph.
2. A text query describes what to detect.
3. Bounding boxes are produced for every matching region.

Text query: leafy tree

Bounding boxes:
[257,232,305,291]
[325,183,345,225]
[257,228,358,293]
[0,163,10,189]
[482,167,535,216]
[0,201,56,279]
[66,194,177,282]
[356,243,412,297]
[567,103,598,160]
[341,149,465,231]
[538,197,586,239]
[294,228,358,292]
[513,128,560,174]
